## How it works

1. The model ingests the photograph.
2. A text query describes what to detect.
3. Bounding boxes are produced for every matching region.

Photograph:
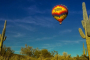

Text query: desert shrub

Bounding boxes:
[0,56,6,60]
[20,44,53,58]
[20,44,33,57]
[45,58,51,60]
[51,50,58,57]
[62,52,68,58]
[40,49,52,58]
[0,45,14,60]
[9,55,20,60]
[33,48,41,58]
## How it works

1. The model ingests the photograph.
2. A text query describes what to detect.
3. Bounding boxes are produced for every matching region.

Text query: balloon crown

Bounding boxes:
[53,4,68,10]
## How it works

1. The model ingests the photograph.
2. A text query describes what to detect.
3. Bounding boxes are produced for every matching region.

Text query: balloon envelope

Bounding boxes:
[52,5,68,24]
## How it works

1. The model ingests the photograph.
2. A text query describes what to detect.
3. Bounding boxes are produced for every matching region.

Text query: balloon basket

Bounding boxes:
[60,22,62,24]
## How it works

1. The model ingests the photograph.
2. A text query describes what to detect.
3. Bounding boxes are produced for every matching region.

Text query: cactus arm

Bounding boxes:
[1,20,6,39]
[78,28,86,39]
[82,2,88,21]
[83,50,85,55]
[81,20,85,29]
[83,43,88,56]
[3,36,6,41]
[85,48,87,55]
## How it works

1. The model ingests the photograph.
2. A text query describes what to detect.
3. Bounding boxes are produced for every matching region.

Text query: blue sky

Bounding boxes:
[0,0,90,57]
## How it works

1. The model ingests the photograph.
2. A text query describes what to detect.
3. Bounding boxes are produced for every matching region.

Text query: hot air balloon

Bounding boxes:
[52,4,68,24]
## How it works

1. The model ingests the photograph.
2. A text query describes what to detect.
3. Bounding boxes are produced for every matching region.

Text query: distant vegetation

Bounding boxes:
[0,44,89,60]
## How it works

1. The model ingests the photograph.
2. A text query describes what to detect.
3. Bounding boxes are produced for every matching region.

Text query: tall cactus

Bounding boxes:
[78,2,90,60]
[83,43,87,56]
[0,20,7,54]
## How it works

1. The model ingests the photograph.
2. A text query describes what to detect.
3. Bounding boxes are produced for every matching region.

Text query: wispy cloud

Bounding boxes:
[35,37,53,41]
[7,30,22,34]
[35,35,57,41]
[9,46,23,48]
[62,40,85,44]
[59,29,72,34]
[6,25,14,28]
[0,18,14,23]
[13,33,25,37]
[6,31,26,39]
[0,5,54,28]
[87,10,90,14]
[15,51,20,53]
[41,43,62,50]
[22,16,54,28]
[69,11,82,14]
[0,15,55,28]
[16,24,36,31]
[0,18,37,31]
[69,10,90,14]
[26,5,50,14]
[0,25,4,28]
[0,18,6,21]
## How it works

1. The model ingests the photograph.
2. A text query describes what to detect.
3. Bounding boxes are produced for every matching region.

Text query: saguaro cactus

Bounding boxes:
[0,20,7,54]
[78,2,90,60]
[83,43,87,56]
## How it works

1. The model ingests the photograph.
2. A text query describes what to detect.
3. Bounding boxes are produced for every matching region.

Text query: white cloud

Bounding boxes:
[6,25,14,28]
[59,29,72,34]
[15,51,20,53]
[62,40,85,44]
[41,43,62,50]
[87,10,90,14]
[35,35,57,41]
[69,10,90,14]
[36,37,53,41]
[0,15,55,28]
[0,25,4,28]
[10,46,23,48]
[62,40,79,43]
[0,19,37,32]
[27,5,50,14]
[69,11,82,14]
[6,31,25,38]
[0,18,15,23]
[7,31,19,34]
[0,18,6,21]
[16,24,36,31]
[13,33,24,37]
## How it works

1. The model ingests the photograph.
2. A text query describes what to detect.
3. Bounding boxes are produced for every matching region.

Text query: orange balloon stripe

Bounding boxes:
[52,11,68,15]
[52,14,68,18]
[52,10,68,14]
[58,19,63,22]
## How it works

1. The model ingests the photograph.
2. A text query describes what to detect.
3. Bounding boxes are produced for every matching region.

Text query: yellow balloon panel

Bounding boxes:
[52,6,67,14]
[53,14,67,20]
